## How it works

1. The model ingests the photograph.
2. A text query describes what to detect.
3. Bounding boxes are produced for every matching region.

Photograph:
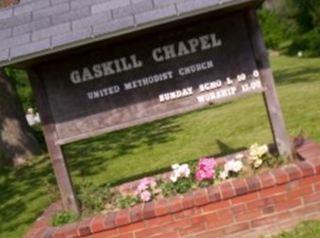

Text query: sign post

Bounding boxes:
[29,70,80,215]
[245,10,295,160]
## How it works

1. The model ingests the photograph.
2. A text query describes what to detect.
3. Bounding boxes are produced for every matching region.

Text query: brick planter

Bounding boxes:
[25,141,320,238]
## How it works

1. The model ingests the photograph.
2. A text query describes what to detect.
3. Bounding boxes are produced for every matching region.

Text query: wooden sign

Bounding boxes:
[29,10,294,214]
[37,13,263,145]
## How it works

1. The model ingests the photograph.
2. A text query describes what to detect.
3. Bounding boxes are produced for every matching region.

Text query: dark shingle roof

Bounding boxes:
[0,0,262,67]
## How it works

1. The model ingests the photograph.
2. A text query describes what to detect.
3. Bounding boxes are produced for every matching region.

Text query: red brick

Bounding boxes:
[224,222,250,235]
[315,182,320,192]
[296,161,315,177]
[152,231,180,238]
[303,192,320,204]
[207,186,221,202]
[284,164,303,181]
[231,204,246,215]
[206,209,233,228]
[235,209,261,222]
[136,220,190,237]
[272,168,289,185]
[259,172,276,188]
[232,179,248,196]
[145,214,173,227]
[287,185,313,199]
[77,218,92,236]
[91,228,118,238]
[167,197,183,214]
[190,214,207,225]
[53,229,66,238]
[247,198,274,210]
[262,206,275,215]
[245,176,261,192]
[63,225,79,238]
[118,222,144,233]
[174,207,200,220]
[219,181,235,199]
[231,191,259,205]
[181,192,194,209]
[90,216,105,233]
[271,193,287,203]
[193,189,209,206]
[314,162,320,174]
[154,199,169,216]
[259,184,286,198]
[112,233,134,238]
[298,175,320,187]
[291,203,320,217]
[251,211,290,228]
[142,202,156,220]
[202,199,230,213]
[179,222,206,236]
[130,204,143,223]
[115,209,131,226]
[275,198,301,211]
[195,228,225,238]
[104,212,117,229]
[42,228,55,238]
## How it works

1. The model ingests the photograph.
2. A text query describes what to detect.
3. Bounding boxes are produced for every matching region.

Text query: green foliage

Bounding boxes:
[263,154,285,169]
[160,177,194,197]
[269,220,320,238]
[259,1,320,56]
[160,182,176,197]
[4,68,35,111]
[77,182,114,214]
[288,28,320,56]
[51,212,78,226]
[258,9,294,50]
[30,124,46,149]
[116,195,139,209]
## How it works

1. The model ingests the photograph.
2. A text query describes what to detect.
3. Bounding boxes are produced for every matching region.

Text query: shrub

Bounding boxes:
[288,28,320,56]
[258,9,294,50]
[52,212,78,226]
[78,182,115,214]
[116,195,139,209]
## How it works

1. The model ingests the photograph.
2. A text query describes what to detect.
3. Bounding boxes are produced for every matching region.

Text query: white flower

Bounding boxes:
[219,170,229,180]
[170,174,178,183]
[224,159,244,173]
[179,164,191,177]
[235,153,244,160]
[248,143,268,169]
[249,143,268,158]
[231,160,244,173]
[171,164,180,170]
[170,163,191,182]
[254,158,263,168]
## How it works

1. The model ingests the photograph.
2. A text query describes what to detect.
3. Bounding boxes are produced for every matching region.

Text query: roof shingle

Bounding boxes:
[0,0,262,67]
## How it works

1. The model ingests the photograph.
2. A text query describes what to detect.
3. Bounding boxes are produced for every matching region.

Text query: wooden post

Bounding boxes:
[245,10,294,160]
[28,70,80,215]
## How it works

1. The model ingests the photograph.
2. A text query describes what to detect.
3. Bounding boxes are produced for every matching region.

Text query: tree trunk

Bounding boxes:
[0,69,40,166]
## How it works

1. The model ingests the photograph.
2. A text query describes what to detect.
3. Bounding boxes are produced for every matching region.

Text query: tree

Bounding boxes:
[0,69,40,166]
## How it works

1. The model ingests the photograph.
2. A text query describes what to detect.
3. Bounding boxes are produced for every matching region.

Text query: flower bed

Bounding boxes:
[25,140,320,238]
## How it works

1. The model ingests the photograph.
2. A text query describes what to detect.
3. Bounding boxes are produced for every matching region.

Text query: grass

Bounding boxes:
[0,55,320,238]
[270,220,320,238]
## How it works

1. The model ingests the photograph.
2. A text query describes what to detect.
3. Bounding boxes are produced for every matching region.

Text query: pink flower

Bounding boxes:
[140,190,152,202]
[136,178,156,193]
[195,157,217,181]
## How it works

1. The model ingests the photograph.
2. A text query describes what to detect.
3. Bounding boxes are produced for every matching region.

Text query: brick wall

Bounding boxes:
[25,141,320,238]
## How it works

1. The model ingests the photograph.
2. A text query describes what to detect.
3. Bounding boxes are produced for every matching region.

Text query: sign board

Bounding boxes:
[37,14,263,145]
